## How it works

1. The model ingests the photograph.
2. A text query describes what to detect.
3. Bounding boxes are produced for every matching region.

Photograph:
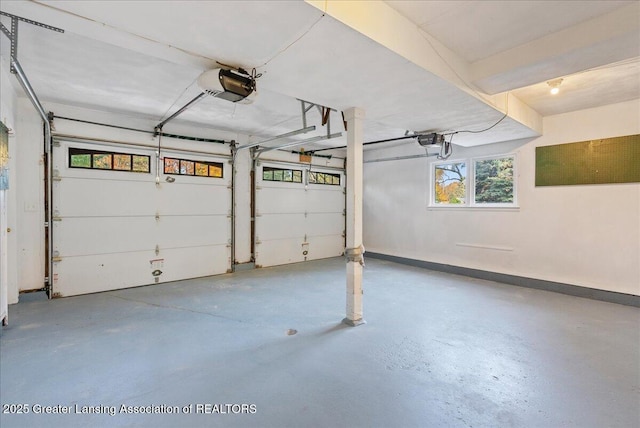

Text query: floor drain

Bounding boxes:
[286,329,297,336]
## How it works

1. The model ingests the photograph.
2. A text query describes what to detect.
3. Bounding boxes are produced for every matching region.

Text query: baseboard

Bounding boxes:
[366,252,640,308]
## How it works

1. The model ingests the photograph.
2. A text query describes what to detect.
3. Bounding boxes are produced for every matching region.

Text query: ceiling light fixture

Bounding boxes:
[547,78,563,95]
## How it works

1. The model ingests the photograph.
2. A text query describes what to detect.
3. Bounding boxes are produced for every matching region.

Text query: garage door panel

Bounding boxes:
[53,250,160,297]
[306,189,345,212]
[54,178,156,217]
[256,235,343,267]
[157,182,230,216]
[257,186,307,213]
[256,239,305,267]
[156,216,229,247]
[158,245,231,282]
[54,217,155,256]
[307,235,345,260]
[53,244,230,297]
[307,213,345,236]
[257,214,306,240]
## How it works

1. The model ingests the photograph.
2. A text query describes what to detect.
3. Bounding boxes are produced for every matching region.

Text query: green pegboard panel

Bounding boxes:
[535,135,640,186]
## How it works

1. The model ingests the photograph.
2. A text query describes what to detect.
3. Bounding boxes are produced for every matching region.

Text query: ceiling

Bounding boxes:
[0,0,638,152]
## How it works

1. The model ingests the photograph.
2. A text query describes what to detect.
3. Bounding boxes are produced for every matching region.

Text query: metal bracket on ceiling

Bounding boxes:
[236,100,343,154]
[299,99,343,138]
[238,125,316,151]
[0,11,64,73]
[253,132,342,159]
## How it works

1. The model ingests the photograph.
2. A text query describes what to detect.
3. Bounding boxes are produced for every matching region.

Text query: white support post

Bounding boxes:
[342,107,365,327]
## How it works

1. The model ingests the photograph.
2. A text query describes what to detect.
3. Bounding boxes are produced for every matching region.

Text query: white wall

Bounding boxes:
[0,55,20,305]
[363,99,640,296]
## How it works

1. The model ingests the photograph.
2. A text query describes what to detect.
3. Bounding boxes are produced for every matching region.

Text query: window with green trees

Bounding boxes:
[432,155,516,207]
[474,156,514,204]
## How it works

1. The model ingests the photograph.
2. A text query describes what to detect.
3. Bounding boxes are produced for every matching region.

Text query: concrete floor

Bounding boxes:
[1,257,638,428]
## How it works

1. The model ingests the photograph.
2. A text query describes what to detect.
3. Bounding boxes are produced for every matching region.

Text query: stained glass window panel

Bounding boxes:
[70,154,91,168]
[132,155,150,173]
[209,164,223,178]
[180,160,195,175]
[164,158,179,174]
[195,162,208,176]
[113,154,131,171]
[93,154,112,169]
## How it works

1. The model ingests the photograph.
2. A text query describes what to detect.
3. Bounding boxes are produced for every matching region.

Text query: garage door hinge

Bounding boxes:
[52,141,60,148]
[342,209,346,216]
[52,169,61,181]
[256,185,262,190]
[52,256,62,262]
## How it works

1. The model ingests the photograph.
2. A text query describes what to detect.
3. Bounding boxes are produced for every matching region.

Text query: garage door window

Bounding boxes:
[309,171,340,186]
[164,157,223,178]
[69,148,150,173]
[263,167,303,183]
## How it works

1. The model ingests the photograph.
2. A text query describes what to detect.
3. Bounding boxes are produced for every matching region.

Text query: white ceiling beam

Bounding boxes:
[306,0,475,100]
[305,0,542,138]
[471,2,640,94]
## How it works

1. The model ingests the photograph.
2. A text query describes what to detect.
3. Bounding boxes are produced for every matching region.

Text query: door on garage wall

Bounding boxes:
[51,138,231,297]
[254,162,345,267]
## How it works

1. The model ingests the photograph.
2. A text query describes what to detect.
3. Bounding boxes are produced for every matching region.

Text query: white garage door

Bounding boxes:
[255,162,345,267]
[52,139,231,297]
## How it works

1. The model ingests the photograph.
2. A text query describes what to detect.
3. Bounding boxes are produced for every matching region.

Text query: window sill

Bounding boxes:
[427,205,520,212]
